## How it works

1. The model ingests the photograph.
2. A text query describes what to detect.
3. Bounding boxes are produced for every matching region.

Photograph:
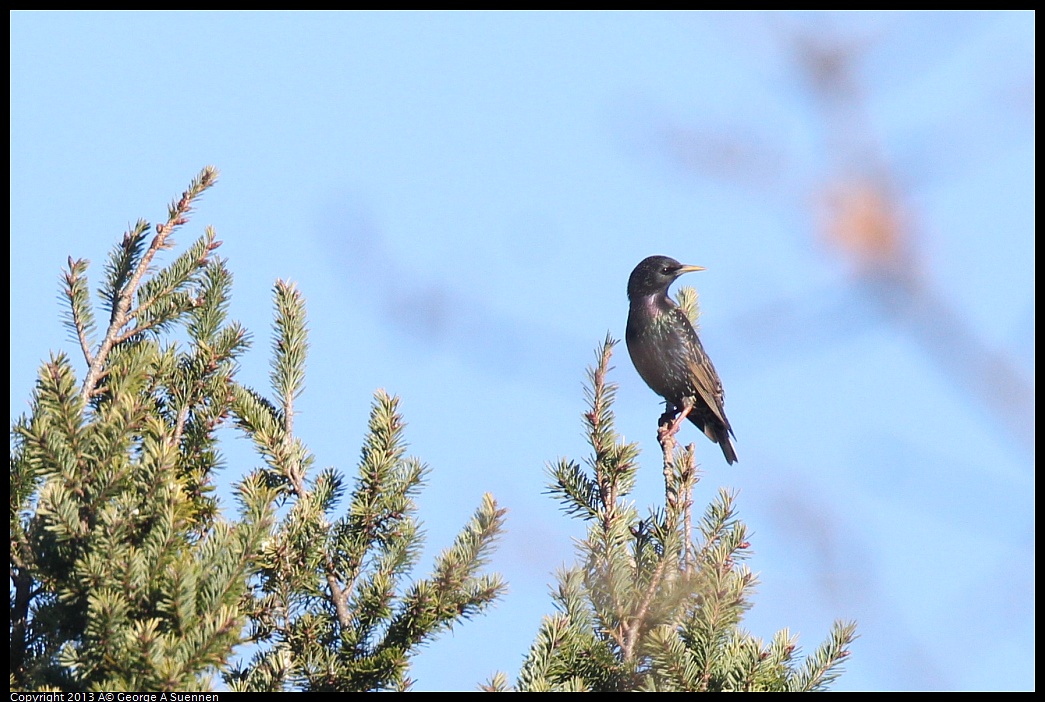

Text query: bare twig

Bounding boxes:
[325,567,353,630]
[658,412,700,570]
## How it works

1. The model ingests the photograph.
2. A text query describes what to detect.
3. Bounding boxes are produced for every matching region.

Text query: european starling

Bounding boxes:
[626,255,737,464]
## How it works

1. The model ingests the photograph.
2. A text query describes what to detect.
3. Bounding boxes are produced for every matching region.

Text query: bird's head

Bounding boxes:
[627,255,705,299]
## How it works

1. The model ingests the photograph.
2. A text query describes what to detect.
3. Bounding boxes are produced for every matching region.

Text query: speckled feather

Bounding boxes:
[626,255,737,464]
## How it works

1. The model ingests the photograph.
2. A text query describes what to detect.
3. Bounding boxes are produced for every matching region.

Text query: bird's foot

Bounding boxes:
[657,405,678,437]
[663,400,694,437]
[658,416,688,445]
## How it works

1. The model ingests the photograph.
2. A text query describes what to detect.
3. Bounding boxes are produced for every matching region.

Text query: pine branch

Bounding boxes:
[269,279,309,495]
[271,280,308,433]
[81,166,218,403]
[61,257,97,367]
[117,229,221,344]
[790,620,858,692]
[676,286,699,329]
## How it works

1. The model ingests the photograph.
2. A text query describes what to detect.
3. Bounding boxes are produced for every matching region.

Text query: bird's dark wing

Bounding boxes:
[672,307,733,435]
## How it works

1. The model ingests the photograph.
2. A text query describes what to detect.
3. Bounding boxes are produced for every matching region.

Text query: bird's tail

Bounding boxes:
[691,414,738,465]
[717,432,738,465]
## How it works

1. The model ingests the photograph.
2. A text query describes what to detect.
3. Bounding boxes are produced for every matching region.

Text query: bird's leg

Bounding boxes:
[669,398,695,435]
[658,399,694,441]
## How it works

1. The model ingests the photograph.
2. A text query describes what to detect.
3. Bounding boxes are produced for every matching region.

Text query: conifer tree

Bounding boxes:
[224,282,505,692]
[485,327,856,692]
[9,168,505,692]
[11,166,853,692]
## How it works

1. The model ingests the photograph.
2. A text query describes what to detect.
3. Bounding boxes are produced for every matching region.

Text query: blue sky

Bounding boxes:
[10,11,1034,691]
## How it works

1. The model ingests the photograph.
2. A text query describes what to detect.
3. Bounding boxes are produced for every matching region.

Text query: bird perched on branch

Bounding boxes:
[626,255,737,464]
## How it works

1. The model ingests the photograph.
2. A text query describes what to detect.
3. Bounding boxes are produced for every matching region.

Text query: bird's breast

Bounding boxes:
[626,307,696,401]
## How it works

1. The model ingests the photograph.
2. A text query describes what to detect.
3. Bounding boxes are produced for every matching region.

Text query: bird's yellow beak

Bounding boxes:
[678,264,706,274]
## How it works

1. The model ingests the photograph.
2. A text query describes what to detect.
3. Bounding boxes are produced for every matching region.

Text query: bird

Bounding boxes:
[625,255,737,464]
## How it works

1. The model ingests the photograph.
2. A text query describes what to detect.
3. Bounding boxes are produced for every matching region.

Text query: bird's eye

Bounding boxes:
[661,267,673,275]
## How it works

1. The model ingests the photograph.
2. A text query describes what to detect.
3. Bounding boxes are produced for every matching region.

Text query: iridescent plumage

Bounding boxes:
[626,255,737,464]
